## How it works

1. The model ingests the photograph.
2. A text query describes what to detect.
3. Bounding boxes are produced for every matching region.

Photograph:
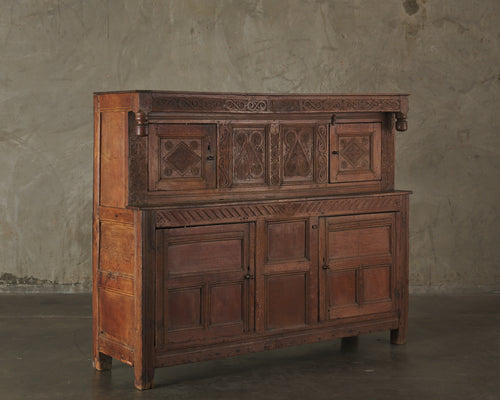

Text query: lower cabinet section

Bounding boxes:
[94,192,409,390]
[155,211,402,348]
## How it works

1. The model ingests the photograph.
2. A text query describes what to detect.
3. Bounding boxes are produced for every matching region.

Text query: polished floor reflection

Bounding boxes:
[0,293,498,399]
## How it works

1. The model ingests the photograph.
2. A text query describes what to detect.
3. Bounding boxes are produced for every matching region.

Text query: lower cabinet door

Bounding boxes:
[156,223,254,348]
[255,217,318,331]
[319,213,396,320]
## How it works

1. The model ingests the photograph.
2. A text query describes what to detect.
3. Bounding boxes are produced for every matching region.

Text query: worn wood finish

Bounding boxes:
[93,91,410,390]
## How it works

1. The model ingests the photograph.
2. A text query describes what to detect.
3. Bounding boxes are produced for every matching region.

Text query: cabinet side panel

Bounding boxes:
[99,222,135,275]
[100,112,128,207]
[99,289,135,346]
[95,208,137,364]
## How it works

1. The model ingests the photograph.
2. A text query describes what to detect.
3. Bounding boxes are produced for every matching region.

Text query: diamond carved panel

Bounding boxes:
[160,139,202,178]
[339,137,370,171]
[233,127,266,185]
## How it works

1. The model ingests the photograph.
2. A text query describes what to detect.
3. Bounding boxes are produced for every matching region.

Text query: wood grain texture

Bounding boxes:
[99,112,128,207]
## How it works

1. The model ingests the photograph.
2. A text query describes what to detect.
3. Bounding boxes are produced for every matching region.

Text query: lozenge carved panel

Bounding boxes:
[339,137,370,171]
[160,139,202,178]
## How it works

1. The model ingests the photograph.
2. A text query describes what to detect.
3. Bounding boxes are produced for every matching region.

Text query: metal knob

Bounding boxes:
[244,267,254,279]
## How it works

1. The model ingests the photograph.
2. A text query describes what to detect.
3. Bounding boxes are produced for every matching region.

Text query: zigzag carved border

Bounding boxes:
[156,195,402,227]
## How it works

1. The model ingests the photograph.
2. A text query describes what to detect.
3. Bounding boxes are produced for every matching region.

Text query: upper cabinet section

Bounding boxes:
[94,91,409,207]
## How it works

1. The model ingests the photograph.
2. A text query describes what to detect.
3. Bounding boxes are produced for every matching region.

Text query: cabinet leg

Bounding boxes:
[93,352,112,371]
[390,327,407,345]
[341,336,359,351]
[134,365,155,390]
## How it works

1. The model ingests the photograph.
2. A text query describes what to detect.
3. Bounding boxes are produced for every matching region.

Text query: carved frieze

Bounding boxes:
[152,94,403,114]
[156,195,402,228]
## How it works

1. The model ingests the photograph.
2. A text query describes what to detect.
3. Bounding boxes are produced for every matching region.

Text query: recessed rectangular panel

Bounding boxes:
[327,269,357,307]
[167,238,243,275]
[100,112,127,207]
[99,221,135,275]
[267,220,307,261]
[266,274,306,329]
[363,266,391,302]
[167,287,202,331]
[210,283,243,325]
[329,225,390,260]
[99,289,134,346]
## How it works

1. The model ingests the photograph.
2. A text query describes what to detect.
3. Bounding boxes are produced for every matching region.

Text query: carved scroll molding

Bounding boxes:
[315,125,328,184]
[151,94,405,114]
[268,123,281,186]
[217,123,231,188]
[156,195,402,228]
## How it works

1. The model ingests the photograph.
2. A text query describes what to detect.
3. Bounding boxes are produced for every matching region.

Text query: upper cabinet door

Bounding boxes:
[148,124,216,191]
[330,122,381,183]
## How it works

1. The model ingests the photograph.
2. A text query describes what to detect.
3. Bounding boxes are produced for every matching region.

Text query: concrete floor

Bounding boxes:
[0,294,498,400]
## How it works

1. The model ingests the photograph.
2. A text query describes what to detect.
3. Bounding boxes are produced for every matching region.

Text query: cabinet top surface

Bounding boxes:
[95,90,410,97]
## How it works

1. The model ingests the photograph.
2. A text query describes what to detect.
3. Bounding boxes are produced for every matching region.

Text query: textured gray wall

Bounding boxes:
[0,0,498,293]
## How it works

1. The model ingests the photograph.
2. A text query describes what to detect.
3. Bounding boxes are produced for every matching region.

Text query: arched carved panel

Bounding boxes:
[232,126,267,185]
[282,125,314,184]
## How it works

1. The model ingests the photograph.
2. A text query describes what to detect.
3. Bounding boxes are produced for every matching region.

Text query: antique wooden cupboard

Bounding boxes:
[92,91,410,390]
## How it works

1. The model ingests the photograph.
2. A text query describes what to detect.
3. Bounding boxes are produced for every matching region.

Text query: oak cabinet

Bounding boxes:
[93,91,410,390]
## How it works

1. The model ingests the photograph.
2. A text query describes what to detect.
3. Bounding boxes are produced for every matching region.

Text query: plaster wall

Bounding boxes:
[0,0,498,293]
